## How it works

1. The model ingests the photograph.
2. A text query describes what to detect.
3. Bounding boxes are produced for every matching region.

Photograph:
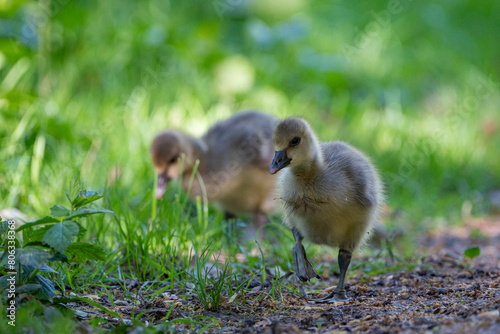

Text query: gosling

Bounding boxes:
[270,117,383,302]
[151,111,278,228]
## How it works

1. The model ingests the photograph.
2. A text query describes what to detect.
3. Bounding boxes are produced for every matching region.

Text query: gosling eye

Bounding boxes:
[169,155,179,163]
[289,137,301,147]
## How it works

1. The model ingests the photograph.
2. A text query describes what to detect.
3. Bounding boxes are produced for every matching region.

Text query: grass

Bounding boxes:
[191,245,231,312]
[1,0,500,332]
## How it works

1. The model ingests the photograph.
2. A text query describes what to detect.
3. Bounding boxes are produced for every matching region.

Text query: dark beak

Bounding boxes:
[270,150,291,174]
[155,172,171,199]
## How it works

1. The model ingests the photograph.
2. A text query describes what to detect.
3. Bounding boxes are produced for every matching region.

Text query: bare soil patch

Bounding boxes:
[74,217,500,333]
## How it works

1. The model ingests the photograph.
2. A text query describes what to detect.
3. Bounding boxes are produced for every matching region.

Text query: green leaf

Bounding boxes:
[72,190,103,210]
[24,225,53,244]
[0,274,17,290]
[72,309,89,318]
[66,242,106,262]
[35,274,55,300]
[64,207,114,220]
[22,241,49,249]
[39,264,58,273]
[16,284,42,295]
[44,306,65,322]
[0,220,9,234]
[0,246,52,270]
[42,221,79,253]
[52,303,76,318]
[464,246,480,259]
[69,176,83,205]
[17,216,59,232]
[50,205,70,218]
[49,252,69,263]
[77,225,87,239]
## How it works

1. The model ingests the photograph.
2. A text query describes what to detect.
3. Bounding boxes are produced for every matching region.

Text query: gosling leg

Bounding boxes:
[311,249,352,303]
[292,228,320,282]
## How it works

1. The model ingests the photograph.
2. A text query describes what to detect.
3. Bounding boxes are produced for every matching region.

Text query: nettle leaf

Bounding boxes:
[77,225,88,239]
[42,221,79,253]
[17,216,59,232]
[24,225,53,244]
[65,207,114,220]
[52,303,77,318]
[69,176,83,205]
[65,192,72,204]
[35,274,55,300]
[0,220,9,234]
[22,241,49,249]
[16,284,42,295]
[49,252,69,263]
[0,274,17,290]
[464,246,480,259]
[66,242,106,262]
[72,190,103,209]
[1,246,52,270]
[39,264,58,273]
[50,205,70,218]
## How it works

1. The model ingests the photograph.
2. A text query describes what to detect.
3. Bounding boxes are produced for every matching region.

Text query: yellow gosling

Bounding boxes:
[151,111,278,229]
[270,117,384,302]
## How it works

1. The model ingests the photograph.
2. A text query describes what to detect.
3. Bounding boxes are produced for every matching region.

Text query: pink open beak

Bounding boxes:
[156,173,169,199]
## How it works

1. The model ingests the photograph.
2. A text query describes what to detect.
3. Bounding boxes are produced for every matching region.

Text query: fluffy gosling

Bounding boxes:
[151,111,278,228]
[270,117,383,302]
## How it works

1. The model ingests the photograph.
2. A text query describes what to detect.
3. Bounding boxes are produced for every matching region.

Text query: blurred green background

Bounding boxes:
[2,2,500,331]
[1,0,499,227]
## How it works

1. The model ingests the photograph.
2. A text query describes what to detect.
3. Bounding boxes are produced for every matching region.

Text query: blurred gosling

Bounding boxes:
[270,117,383,302]
[151,110,278,229]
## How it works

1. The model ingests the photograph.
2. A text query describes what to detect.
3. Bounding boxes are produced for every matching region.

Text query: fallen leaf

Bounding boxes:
[254,318,272,328]
[228,293,239,304]
[249,285,261,294]
[477,310,499,318]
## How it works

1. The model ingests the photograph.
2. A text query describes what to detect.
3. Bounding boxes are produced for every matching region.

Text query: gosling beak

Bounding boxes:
[270,150,291,174]
[155,172,171,199]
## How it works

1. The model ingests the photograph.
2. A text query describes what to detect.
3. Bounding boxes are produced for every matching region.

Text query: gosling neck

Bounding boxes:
[180,133,208,173]
[189,136,208,162]
[180,134,208,198]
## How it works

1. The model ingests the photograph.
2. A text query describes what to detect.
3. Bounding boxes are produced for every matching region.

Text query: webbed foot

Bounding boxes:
[309,289,350,303]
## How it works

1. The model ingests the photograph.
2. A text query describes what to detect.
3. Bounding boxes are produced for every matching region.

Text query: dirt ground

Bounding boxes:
[76,216,500,333]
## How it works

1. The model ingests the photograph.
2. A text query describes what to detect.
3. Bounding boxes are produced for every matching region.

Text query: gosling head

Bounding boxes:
[151,131,190,199]
[270,118,320,174]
